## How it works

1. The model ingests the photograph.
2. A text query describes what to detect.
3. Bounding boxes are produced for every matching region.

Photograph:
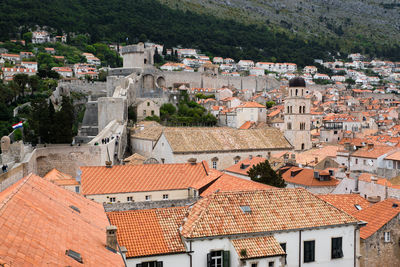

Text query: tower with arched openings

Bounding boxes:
[284,77,312,151]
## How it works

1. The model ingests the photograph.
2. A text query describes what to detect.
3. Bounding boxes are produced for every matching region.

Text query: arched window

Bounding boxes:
[296,89,298,96]
[287,106,290,114]
[303,106,306,113]
[301,143,305,150]
[287,122,292,130]
[211,157,219,169]
[299,106,302,113]
[234,156,241,164]
[144,59,147,64]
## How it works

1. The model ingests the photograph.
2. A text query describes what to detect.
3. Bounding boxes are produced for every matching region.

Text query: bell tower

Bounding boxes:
[284,77,312,151]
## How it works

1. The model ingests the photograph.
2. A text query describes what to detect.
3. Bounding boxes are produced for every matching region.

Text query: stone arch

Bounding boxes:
[36,155,52,177]
[144,157,159,164]
[156,76,166,88]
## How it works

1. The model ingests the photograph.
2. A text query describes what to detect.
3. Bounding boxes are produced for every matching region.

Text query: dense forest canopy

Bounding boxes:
[0,0,399,66]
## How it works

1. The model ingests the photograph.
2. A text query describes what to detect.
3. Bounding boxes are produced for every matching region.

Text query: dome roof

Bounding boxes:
[289,77,306,87]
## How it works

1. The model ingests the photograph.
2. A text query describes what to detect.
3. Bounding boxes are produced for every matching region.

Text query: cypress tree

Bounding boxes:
[247,160,286,188]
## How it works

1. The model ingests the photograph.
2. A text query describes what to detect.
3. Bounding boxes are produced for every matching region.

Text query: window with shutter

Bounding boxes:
[304,240,315,263]
[223,251,230,267]
[331,237,343,259]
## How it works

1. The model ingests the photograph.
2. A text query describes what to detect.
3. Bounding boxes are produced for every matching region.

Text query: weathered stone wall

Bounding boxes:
[98,97,127,132]
[56,80,107,100]
[163,71,280,92]
[104,198,199,212]
[360,215,400,267]
[33,145,106,177]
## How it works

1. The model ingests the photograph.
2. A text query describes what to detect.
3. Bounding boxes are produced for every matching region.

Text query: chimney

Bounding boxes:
[367,143,374,150]
[367,196,381,204]
[106,225,118,251]
[105,161,112,168]
[120,246,128,261]
[315,157,319,164]
[188,158,197,165]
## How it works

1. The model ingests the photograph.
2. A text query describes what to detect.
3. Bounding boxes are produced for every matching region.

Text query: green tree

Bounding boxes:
[54,96,74,143]
[266,101,276,109]
[22,32,32,45]
[13,74,29,97]
[28,75,40,95]
[160,103,176,120]
[247,160,286,188]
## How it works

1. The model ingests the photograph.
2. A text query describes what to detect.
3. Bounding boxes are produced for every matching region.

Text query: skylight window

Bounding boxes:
[66,249,83,263]
[354,204,362,210]
[240,205,251,213]
[69,205,80,213]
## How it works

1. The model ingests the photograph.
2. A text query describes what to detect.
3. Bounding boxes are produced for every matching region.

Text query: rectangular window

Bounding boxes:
[212,161,217,169]
[331,237,343,259]
[143,110,146,116]
[136,261,163,267]
[163,194,169,200]
[127,196,133,202]
[147,102,150,106]
[109,197,116,203]
[251,263,257,267]
[151,110,155,115]
[355,159,358,164]
[75,186,80,193]
[268,262,274,267]
[384,232,391,242]
[287,122,292,130]
[209,251,222,267]
[304,240,315,263]
[363,160,366,165]
[280,243,287,265]
[145,195,151,201]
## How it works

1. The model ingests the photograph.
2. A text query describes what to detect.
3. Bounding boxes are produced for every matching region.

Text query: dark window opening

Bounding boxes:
[66,249,83,263]
[331,237,343,259]
[304,240,315,263]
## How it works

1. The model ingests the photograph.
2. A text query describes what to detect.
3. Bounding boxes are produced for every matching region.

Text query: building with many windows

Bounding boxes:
[107,188,363,267]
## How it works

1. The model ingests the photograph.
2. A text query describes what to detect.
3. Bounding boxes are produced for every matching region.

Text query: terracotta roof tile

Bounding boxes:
[0,174,124,266]
[81,162,209,195]
[162,127,292,153]
[281,167,339,187]
[317,194,371,215]
[351,145,396,159]
[225,157,267,176]
[181,189,358,238]
[237,102,266,108]
[107,207,188,258]
[200,172,274,196]
[231,236,285,259]
[354,198,400,239]
[43,168,79,186]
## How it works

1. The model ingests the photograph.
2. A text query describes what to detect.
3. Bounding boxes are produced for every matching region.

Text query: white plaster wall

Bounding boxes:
[86,188,195,204]
[187,225,357,267]
[131,138,155,158]
[126,253,188,267]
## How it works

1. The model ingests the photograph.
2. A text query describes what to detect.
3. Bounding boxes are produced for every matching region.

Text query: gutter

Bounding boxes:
[298,230,302,267]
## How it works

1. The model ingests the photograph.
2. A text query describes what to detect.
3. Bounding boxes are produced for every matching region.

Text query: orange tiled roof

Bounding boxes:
[107,206,188,258]
[43,168,79,186]
[200,172,274,196]
[81,162,209,195]
[239,121,254,129]
[317,194,371,215]
[354,198,400,239]
[351,145,396,159]
[237,102,266,108]
[231,236,285,259]
[225,156,267,176]
[0,174,124,266]
[181,189,358,238]
[281,167,339,187]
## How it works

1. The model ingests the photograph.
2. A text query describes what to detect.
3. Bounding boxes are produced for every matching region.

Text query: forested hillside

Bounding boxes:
[0,0,399,66]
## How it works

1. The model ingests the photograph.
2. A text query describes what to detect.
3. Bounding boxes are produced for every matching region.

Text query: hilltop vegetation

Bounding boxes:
[0,0,399,66]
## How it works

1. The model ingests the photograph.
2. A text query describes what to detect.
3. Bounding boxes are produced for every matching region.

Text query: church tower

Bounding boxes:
[284,77,312,151]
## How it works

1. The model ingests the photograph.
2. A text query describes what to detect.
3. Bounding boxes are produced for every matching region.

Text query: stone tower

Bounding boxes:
[284,77,312,151]
[121,43,154,69]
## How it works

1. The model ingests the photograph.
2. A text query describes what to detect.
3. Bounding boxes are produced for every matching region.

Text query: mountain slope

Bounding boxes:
[0,0,399,65]
[159,0,400,44]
